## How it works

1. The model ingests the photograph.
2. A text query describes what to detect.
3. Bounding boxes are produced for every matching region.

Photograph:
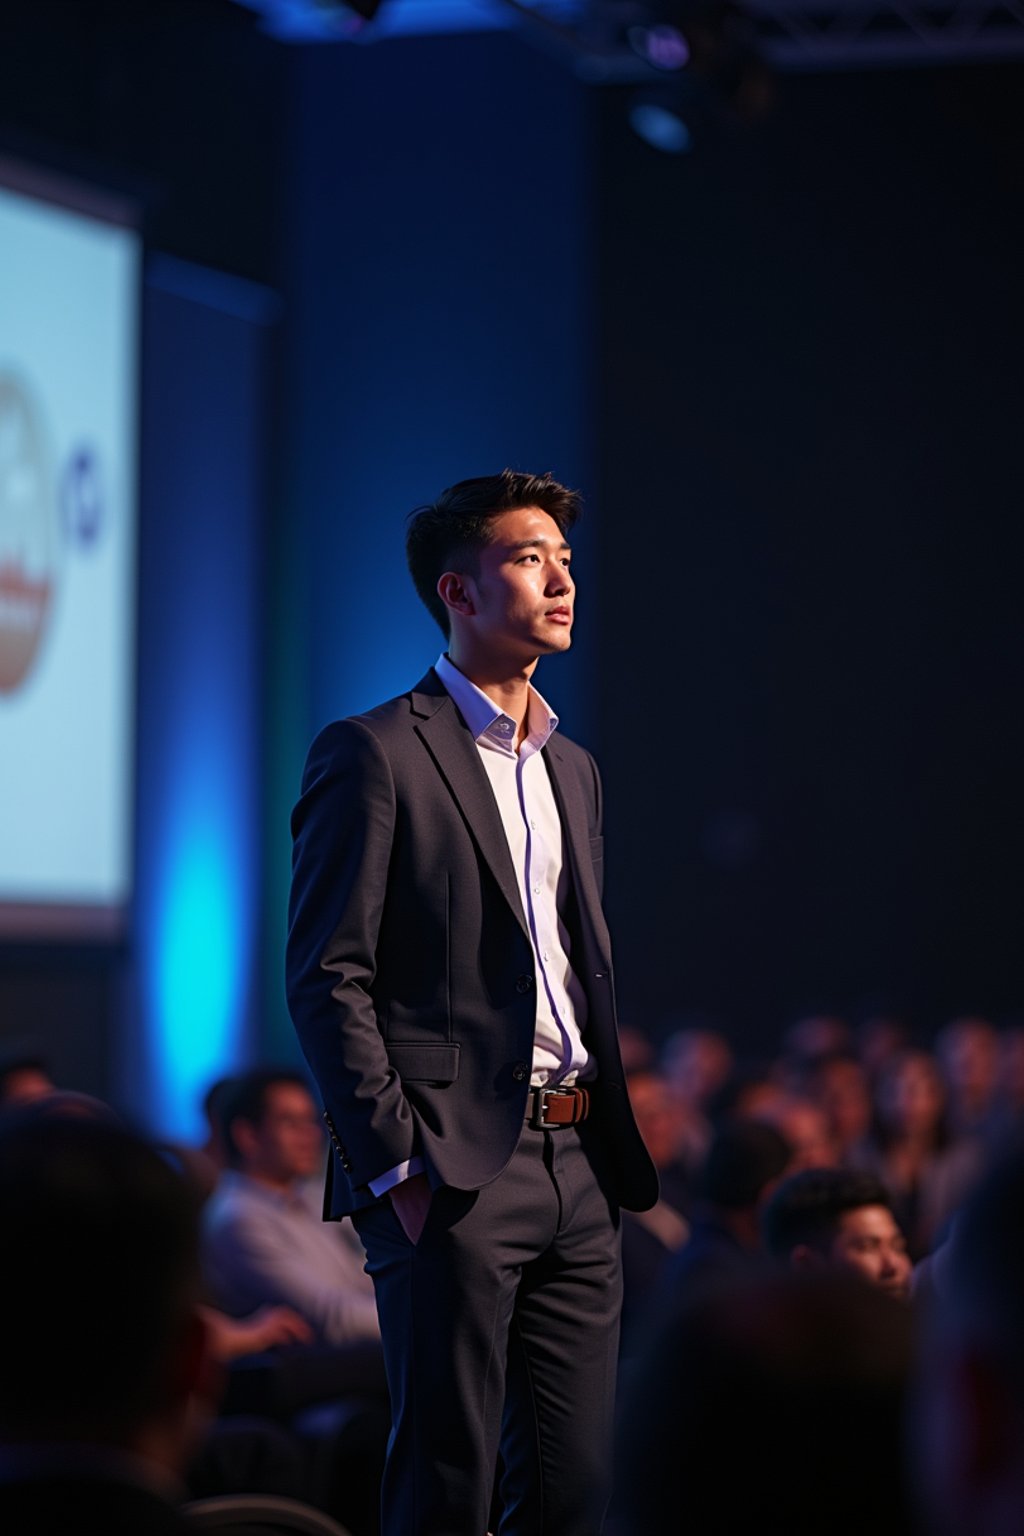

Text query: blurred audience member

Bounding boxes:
[615,1269,914,1536]
[808,1052,874,1163]
[0,1111,215,1534]
[750,1092,838,1170]
[856,1013,910,1085]
[202,1068,381,1352]
[660,1026,735,1170]
[913,1137,1024,1535]
[781,1013,852,1068]
[660,1120,791,1300]
[994,1026,1024,1133]
[616,1025,655,1074]
[864,1049,982,1259]
[935,1015,1000,1142]
[620,1070,690,1351]
[762,1166,911,1301]
[160,1076,239,1205]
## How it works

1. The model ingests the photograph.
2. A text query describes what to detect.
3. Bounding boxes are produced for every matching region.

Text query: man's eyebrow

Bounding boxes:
[506,537,572,552]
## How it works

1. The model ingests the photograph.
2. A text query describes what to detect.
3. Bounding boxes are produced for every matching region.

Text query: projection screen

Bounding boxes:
[0,160,140,938]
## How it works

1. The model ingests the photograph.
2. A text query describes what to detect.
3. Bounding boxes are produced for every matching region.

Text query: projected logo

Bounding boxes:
[0,372,59,694]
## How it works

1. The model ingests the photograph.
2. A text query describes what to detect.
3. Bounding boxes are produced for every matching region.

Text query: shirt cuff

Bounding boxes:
[368,1156,426,1199]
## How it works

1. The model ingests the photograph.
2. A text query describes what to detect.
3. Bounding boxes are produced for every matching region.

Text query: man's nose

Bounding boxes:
[547,562,573,593]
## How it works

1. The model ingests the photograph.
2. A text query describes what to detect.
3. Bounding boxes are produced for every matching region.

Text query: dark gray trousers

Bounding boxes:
[353,1121,623,1536]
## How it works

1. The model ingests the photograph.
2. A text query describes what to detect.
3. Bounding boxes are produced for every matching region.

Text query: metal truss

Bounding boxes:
[234,0,1024,67]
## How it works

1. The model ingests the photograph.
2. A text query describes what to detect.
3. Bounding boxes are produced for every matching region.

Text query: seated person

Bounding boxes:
[762,1166,912,1301]
[660,1119,793,1301]
[0,1111,215,1535]
[202,1068,381,1355]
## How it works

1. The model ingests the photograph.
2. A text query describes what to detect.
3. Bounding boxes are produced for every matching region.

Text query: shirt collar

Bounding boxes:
[434,653,558,753]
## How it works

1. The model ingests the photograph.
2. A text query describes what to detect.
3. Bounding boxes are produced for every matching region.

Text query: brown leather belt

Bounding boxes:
[525,1084,591,1129]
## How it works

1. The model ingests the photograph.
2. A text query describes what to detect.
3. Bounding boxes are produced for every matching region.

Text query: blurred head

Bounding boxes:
[753,1095,838,1171]
[878,1050,948,1145]
[222,1069,323,1187]
[660,1028,734,1109]
[627,1070,687,1169]
[699,1120,792,1214]
[914,1137,1024,1534]
[616,1269,913,1535]
[0,1111,211,1464]
[936,1017,999,1120]
[763,1167,911,1301]
[812,1054,874,1155]
[783,1014,852,1065]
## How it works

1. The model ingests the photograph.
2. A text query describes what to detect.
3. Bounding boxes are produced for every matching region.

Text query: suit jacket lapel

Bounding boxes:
[410,673,530,939]
[542,738,613,970]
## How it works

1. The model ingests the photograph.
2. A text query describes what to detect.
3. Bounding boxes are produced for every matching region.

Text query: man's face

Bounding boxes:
[828,1205,912,1300]
[456,506,574,666]
[244,1083,324,1185]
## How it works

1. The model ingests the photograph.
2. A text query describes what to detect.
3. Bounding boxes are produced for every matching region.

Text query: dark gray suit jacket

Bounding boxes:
[286,668,658,1217]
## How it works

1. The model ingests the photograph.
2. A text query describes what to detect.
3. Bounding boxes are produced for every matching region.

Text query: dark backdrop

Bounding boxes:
[593,64,1024,1045]
[0,1,1022,1106]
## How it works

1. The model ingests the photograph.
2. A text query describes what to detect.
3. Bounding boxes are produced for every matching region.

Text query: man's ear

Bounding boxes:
[437,571,475,618]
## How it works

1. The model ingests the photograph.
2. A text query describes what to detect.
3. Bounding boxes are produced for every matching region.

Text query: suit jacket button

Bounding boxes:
[516,975,534,994]
[512,1062,530,1083]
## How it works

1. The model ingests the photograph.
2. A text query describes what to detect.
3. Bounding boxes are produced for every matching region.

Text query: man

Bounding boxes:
[761,1166,912,1301]
[286,470,658,1536]
[202,1068,382,1355]
[0,1111,214,1535]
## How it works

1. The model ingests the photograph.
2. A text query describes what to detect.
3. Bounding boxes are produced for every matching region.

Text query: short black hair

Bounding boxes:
[220,1067,314,1167]
[698,1121,792,1210]
[762,1167,898,1259]
[0,1112,202,1440]
[406,469,582,636]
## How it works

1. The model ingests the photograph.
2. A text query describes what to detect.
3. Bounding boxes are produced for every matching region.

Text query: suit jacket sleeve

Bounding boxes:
[286,717,418,1188]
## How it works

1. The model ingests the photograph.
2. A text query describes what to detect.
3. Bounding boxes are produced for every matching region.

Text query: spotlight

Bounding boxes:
[627,22,691,71]
[628,98,693,153]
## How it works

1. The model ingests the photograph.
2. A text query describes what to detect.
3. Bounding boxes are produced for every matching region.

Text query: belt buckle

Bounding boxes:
[529,1087,552,1130]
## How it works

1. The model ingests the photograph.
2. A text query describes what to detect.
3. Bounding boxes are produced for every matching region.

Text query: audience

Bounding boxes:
[806,1051,874,1163]
[935,1015,1000,1142]
[762,1166,912,1301]
[862,1048,982,1258]
[6,1001,1023,1535]
[620,1069,690,1348]
[0,1111,214,1534]
[202,1067,382,1356]
[659,1119,792,1301]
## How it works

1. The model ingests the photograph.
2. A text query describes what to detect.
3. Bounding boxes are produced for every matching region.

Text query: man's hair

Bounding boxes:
[220,1067,314,1167]
[698,1121,792,1211]
[0,1112,202,1440]
[762,1167,897,1259]
[405,469,582,636]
